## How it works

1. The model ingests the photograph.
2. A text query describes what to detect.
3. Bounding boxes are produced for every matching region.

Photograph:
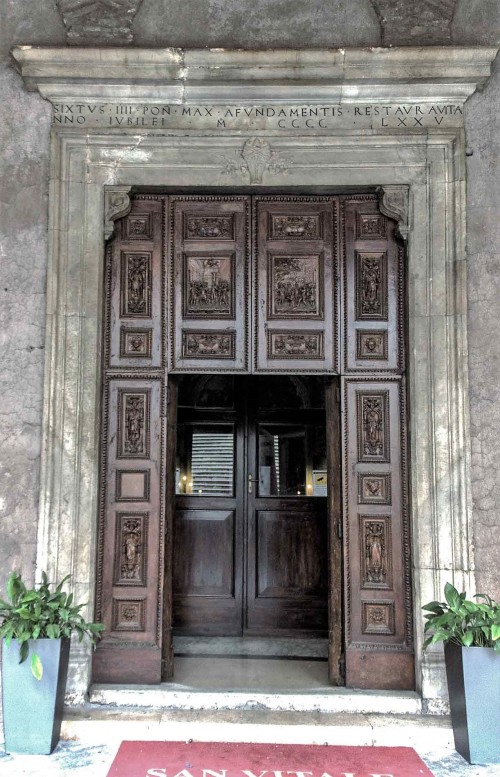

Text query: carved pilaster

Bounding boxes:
[104,186,132,241]
[378,186,409,242]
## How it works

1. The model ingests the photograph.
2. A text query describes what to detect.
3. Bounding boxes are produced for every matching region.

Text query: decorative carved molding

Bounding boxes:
[223,138,288,184]
[378,186,409,242]
[270,214,321,240]
[185,215,234,240]
[56,0,143,46]
[104,186,132,241]
[182,331,236,359]
[267,331,324,359]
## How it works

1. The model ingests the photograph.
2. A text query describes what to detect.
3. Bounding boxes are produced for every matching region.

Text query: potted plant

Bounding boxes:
[423,582,500,765]
[0,570,102,754]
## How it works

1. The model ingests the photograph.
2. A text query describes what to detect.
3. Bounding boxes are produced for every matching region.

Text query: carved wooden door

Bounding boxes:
[94,196,166,683]
[340,195,413,689]
[95,191,413,690]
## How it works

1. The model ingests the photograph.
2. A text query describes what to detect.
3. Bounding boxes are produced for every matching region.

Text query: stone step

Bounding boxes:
[62,704,455,751]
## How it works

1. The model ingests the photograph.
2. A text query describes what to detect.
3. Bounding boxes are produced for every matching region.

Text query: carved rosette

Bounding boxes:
[104,186,132,241]
[362,601,395,635]
[378,185,409,242]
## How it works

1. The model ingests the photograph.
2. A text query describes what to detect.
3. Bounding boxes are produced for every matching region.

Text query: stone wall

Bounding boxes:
[0,0,498,598]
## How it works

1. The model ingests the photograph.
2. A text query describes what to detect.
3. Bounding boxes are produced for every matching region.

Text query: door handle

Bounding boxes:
[248,474,259,494]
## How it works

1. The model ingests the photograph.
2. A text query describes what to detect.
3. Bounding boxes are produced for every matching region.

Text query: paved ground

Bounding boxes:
[1,740,500,776]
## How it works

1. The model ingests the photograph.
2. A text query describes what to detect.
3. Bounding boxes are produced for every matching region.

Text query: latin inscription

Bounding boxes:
[52,102,465,130]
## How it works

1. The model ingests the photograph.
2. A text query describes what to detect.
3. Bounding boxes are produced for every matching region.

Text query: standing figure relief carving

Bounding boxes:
[119,392,149,458]
[121,253,151,317]
[356,253,387,320]
[121,518,142,581]
[365,521,387,585]
[270,255,322,318]
[357,392,389,462]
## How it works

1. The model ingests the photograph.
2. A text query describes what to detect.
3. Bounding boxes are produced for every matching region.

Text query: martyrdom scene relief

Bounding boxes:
[184,254,234,318]
[269,254,322,318]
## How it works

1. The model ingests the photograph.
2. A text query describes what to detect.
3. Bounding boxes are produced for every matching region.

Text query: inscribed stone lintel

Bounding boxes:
[51,102,466,131]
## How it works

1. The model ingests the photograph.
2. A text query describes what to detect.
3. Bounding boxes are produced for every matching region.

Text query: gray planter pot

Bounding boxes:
[1,638,70,754]
[445,642,500,764]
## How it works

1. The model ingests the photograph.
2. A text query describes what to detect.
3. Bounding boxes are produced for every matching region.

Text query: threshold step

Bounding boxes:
[62,706,454,750]
[89,684,422,715]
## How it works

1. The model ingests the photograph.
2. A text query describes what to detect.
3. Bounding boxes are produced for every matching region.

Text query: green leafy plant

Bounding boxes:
[423,582,500,652]
[0,571,103,680]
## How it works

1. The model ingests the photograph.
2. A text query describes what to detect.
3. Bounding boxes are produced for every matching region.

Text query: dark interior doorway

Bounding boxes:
[172,374,337,641]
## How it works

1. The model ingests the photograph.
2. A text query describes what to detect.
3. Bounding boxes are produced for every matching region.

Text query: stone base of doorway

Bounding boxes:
[61,705,455,752]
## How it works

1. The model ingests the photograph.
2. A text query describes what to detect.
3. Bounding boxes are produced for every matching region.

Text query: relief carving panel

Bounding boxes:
[114,512,148,585]
[355,252,388,320]
[267,331,324,359]
[358,473,392,505]
[111,597,146,631]
[184,214,234,240]
[118,390,150,458]
[182,331,236,359]
[356,213,387,240]
[360,515,392,588]
[268,254,323,319]
[357,391,390,462]
[356,330,388,360]
[269,214,321,240]
[362,601,395,636]
[120,253,152,317]
[122,214,153,241]
[183,254,235,318]
[119,328,152,358]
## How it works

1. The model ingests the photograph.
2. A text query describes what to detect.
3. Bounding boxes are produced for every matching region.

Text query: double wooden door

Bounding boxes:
[94,192,414,691]
[173,375,329,637]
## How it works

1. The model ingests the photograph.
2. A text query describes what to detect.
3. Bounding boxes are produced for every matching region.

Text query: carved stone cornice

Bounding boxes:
[12,46,498,105]
[378,186,409,242]
[104,186,132,241]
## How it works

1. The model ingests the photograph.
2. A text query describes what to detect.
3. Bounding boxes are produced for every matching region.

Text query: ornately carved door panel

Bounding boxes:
[95,196,166,683]
[169,197,250,372]
[254,197,338,372]
[341,195,412,690]
[95,191,413,690]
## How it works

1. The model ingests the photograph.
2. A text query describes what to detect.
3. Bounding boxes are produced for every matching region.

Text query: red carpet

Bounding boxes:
[106,741,434,777]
